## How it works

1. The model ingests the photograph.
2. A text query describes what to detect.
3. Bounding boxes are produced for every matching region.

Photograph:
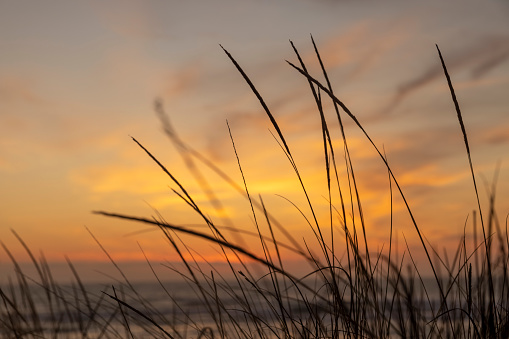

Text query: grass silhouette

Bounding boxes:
[2,40,508,338]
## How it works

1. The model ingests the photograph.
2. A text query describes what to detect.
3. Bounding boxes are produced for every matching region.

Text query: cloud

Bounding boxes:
[89,2,168,40]
[0,76,47,105]
[162,61,206,98]
[470,36,509,79]
[296,18,411,87]
[71,164,170,195]
[398,164,467,188]
[479,124,509,145]
[378,35,509,116]
[203,103,320,163]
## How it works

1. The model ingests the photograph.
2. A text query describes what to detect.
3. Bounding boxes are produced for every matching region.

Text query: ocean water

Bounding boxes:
[0,276,469,338]
[1,278,332,338]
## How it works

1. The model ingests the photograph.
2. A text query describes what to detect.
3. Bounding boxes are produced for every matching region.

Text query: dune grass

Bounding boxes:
[2,40,509,338]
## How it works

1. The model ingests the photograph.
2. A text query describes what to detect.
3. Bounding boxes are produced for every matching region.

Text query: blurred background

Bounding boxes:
[1,0,508,282]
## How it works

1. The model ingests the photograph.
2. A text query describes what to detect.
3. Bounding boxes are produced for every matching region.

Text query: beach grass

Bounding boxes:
[2,40,508,338]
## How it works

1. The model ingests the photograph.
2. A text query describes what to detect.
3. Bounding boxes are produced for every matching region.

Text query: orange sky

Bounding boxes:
[1,1,509,282]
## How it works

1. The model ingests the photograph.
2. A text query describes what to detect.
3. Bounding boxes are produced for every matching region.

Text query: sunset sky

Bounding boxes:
[1,0,509,282]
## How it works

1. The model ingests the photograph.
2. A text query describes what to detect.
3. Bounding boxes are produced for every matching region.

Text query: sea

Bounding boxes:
[0,276,450,338]
[2,278,333,338]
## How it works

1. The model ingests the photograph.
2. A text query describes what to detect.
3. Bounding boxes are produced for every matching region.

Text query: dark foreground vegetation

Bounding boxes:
[1,40,508,338]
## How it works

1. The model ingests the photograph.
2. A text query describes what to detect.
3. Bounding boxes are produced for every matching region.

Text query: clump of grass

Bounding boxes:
[2,39,508,338]
[95,40,509,338]
[1,229,196,338]
[0,230,118,338]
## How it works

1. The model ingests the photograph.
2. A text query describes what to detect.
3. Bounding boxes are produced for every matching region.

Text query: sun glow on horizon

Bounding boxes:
[1,1,508,283]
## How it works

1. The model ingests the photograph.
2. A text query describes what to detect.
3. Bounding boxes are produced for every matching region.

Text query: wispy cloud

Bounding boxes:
[378,35,509,116]
[0,76,47,105]
[306,19,410,81]
[71,164,172,195]
[479,124,509,145]
[163,61,205,97]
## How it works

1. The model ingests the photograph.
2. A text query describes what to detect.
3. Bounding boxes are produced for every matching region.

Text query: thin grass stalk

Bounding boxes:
[156,100,305,256]
[155,99,234,229]
[289,41,334,269]
[256,199,292,337]
[285,58,449,319]
[436,45,496,336]
[103,288,175,339]
[1,242,43,335]
[173,234,252,337]
[132,137,227,243]
[162,226,221,332]
[309,37,370,319]
[138,244,187,338]
[66,256,93,315]
[221,47,328,272]
[290,41,346,338]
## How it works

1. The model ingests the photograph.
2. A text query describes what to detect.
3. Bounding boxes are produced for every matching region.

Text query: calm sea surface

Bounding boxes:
[4,279,324,338]
[2,277,449,338]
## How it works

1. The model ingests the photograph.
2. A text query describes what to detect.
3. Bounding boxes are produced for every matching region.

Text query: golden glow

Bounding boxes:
[1,1,508,280]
